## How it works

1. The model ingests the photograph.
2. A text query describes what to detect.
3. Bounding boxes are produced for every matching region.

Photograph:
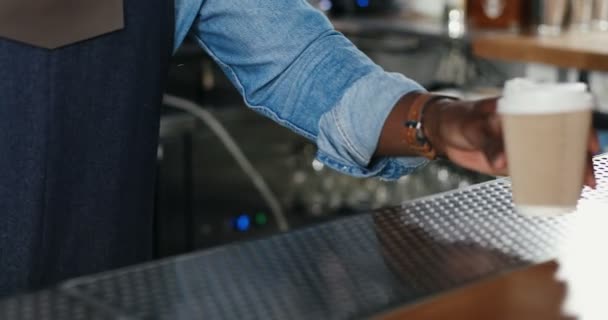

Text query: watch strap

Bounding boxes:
[404,94,457,160]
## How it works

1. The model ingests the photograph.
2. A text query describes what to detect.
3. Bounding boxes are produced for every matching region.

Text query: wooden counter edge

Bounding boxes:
[375,261,575,320]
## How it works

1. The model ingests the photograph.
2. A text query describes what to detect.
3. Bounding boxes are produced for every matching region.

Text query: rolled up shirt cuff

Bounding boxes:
[315,70,428,180]
[316,152,428,180]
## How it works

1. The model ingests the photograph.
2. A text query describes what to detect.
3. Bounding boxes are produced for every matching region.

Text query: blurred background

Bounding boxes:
[155,0,608,257]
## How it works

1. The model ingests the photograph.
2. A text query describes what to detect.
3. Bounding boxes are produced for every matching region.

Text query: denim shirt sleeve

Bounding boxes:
[174,0,428,180]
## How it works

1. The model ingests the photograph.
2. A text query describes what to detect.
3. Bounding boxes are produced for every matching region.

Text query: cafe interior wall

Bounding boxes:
[525,64,608,152]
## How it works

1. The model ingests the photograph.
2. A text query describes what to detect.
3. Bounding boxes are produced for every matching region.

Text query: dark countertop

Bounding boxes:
[2,154,607,319]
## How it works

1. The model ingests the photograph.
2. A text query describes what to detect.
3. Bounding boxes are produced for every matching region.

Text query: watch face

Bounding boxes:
[0,0,124,49]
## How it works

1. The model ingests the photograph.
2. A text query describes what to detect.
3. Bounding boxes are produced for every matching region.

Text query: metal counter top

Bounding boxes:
[0,290,115,320]
[2,155,607,319]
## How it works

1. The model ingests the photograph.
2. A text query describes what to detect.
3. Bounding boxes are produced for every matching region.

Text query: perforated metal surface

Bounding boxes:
[0,290,116,320]
[1,155,606,320]
[55,155,607,320]
[582,155,608,202]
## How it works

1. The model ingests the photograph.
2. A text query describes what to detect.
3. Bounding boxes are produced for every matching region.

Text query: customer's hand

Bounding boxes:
[424,97,599,188]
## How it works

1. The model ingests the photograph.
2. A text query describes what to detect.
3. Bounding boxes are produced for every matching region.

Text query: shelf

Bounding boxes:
[473,32,608,71]
[331,15,447,39]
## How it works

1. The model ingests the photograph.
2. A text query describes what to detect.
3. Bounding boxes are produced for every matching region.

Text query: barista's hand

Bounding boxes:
[423,98,507,176]
[376,93,598,187]
[424,97,599,188]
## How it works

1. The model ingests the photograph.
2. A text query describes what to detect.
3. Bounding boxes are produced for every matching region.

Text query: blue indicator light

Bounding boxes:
[235,214,251,232]
[356,0,369,8]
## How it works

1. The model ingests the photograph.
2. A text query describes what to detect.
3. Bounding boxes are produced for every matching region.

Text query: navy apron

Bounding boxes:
[0,0,174,296]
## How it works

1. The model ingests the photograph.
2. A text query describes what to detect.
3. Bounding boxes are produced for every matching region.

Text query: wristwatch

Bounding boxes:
[404,94,457,160]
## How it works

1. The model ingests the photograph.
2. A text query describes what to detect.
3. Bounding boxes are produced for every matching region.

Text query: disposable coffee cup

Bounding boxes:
[498,79,594,216]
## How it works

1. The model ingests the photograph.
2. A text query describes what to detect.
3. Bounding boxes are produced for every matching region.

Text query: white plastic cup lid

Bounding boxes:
[498,78,594,115]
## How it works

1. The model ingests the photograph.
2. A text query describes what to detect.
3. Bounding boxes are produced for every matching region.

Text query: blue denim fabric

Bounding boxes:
[175,0,428,179]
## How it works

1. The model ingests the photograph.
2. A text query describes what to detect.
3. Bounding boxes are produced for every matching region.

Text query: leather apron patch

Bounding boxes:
[0,0,124,49]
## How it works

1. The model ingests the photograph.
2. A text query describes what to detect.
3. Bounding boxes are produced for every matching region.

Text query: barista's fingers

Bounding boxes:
[482,114,506,172]
[475,98,498,114]
[482,139,505,171]
[589,130,600,155]
[584,154,597,189]
[585,131,599,189]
